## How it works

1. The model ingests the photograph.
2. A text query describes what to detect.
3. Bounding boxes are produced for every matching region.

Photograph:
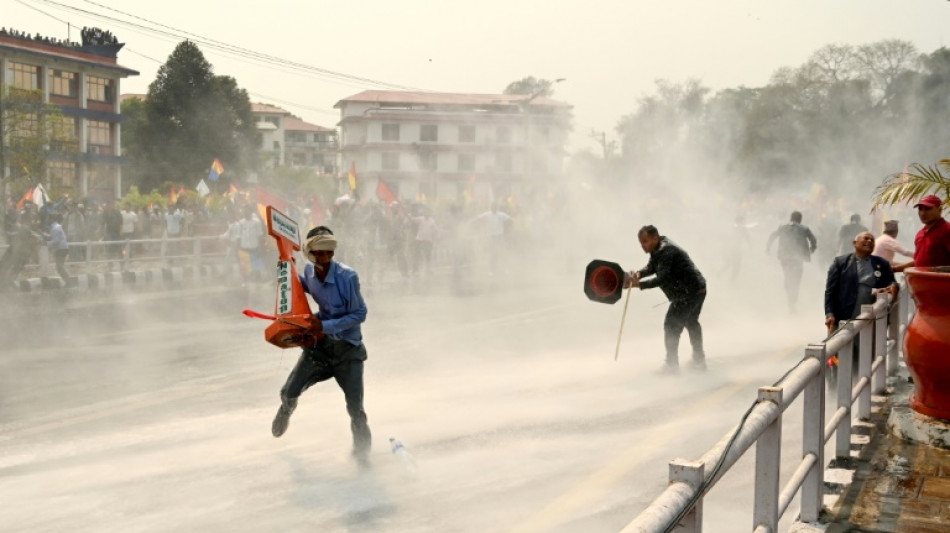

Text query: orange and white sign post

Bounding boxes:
[248,206,316,348]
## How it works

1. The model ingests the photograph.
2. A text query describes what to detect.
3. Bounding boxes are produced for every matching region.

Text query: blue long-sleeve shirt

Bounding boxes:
[48,222,68,252]
[299,260,367,346]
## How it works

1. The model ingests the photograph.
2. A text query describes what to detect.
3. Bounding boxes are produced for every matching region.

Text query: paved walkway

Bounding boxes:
[817,373,950,533]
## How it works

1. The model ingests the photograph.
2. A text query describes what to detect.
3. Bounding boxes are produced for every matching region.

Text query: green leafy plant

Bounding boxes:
[872,160,950,212]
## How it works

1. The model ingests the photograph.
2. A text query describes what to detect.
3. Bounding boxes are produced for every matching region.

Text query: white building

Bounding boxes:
[335,90,571,204]
[252,103,337,176]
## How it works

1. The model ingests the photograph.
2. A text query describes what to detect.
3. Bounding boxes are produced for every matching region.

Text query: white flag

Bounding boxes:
[196,179,211,197]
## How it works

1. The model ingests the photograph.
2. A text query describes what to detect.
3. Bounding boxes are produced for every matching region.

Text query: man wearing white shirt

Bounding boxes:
[474,203,512,275]
[872,219,913,266]
[238,206,264,283]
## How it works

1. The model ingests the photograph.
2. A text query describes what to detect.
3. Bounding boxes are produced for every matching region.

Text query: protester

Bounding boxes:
[473,203,512,276]
[836,214,869,255]
[47,213,70,284]
[237,206,264,284]
[766,211,818,312]
[872,220,913,266]
[271,226,372,465]
[894,194,950,271]
[411,209,438,278]
[625,225,707,374]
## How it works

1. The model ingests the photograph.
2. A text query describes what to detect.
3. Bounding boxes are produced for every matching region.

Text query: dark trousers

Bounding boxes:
[664,290,706,365]
[780,259,803,310]
[280,338,371,453]
[53,249,69,282]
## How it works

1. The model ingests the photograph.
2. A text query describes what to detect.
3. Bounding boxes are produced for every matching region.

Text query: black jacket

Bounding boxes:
[824,253,895,324]
[637,237,706,302]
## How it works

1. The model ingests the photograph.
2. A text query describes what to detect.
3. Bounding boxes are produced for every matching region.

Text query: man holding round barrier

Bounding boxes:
[620,225,708,374]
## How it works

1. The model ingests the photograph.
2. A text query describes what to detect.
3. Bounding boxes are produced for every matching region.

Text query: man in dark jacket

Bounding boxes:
[825,231,897,331]
[626,225,707,374]
[767,211,817,312]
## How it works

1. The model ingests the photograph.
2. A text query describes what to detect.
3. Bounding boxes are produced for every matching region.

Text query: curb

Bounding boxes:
[15,264,240,293]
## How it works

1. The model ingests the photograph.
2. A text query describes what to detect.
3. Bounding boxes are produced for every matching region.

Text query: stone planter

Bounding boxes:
[904,267,950,421]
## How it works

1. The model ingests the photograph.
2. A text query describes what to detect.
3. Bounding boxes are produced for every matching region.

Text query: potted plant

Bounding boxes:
[872,160,950,421]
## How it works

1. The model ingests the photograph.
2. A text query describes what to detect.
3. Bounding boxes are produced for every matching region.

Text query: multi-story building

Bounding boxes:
[251,103,338,177]
[0,28,138,201]
[335,90,571,204]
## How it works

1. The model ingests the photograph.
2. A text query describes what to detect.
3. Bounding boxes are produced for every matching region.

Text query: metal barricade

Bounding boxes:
[623,288,904,533]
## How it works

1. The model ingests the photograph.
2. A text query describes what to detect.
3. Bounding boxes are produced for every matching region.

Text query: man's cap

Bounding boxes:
[884,220,899,231]
[914,194,942,208]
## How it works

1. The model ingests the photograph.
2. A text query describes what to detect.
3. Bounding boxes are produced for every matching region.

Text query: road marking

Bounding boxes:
[507,343,804,533]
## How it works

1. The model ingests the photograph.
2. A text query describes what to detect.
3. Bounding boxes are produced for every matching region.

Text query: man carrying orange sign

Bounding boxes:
[271,224,372,465]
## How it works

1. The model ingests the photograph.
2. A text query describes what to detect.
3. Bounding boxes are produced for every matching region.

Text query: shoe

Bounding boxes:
[271,399,297,438]
[689,359,707,371]
[656,363,680,375]
[352,449,371,469]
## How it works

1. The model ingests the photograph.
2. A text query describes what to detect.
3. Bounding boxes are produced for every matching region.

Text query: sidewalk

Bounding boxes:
[803,371,950,532]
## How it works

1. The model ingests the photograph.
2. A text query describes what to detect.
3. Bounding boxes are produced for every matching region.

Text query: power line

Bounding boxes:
[124,47,340,120]
[22,0,423,92]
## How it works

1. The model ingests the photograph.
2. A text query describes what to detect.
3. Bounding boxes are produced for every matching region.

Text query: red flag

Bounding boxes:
[15,187,34,210]
[376,179,397,205]
[254,186,292,222]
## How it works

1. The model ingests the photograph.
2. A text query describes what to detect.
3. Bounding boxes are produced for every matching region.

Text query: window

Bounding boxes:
[287,131,306,142]
[458,154,475,172]
[9,62,40,90]
[495,153,512,173]
[264,116,280,127]
[87,120,111,146]
[420,152,437,171]
[50,116,78,151]
[458,125,475,143]
[87,76,114,102]
[420,124,438,142]
[382,152,400,170]
[50,70,77,97]
[382,124,400,142]
[496,126,511,144]
[48,161,78,190]
[10,113,39,139]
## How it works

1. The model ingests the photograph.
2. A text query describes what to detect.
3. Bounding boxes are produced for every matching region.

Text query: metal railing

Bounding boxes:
[3,235,229,279]
[623,285,912,533]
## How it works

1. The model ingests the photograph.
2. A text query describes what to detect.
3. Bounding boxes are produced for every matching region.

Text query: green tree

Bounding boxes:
[503,76,558,98]
[126,41,260,194]
[0,85,75,211]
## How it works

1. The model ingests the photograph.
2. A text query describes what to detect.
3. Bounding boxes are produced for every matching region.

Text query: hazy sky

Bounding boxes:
[6,0,950,152]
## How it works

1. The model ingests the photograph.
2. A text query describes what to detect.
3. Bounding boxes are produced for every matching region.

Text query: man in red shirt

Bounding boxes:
[894,194,950,271]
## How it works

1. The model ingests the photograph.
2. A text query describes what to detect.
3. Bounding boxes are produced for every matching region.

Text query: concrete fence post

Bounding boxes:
[801,345,826,522]
[873,303,888,394]
[858,305,874,420]
[669,459,705,533]
[754,386,783,533]
[836,335,854,459]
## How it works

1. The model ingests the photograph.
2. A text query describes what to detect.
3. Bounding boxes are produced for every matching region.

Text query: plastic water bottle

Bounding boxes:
[389,437,418,476]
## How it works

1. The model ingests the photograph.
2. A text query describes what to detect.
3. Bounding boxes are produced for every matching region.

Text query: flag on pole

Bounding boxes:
[376,179,397,205]
[32,184,50,209]
[196,179,211,197]
[15,187,34,210]
[208,158,224,182]
[348,162,357,192]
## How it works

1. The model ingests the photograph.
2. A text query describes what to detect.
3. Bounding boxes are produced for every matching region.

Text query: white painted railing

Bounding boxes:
[622,285,911,533]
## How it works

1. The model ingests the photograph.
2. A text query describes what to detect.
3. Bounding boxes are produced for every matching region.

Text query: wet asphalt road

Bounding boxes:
[0,266,826,532]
